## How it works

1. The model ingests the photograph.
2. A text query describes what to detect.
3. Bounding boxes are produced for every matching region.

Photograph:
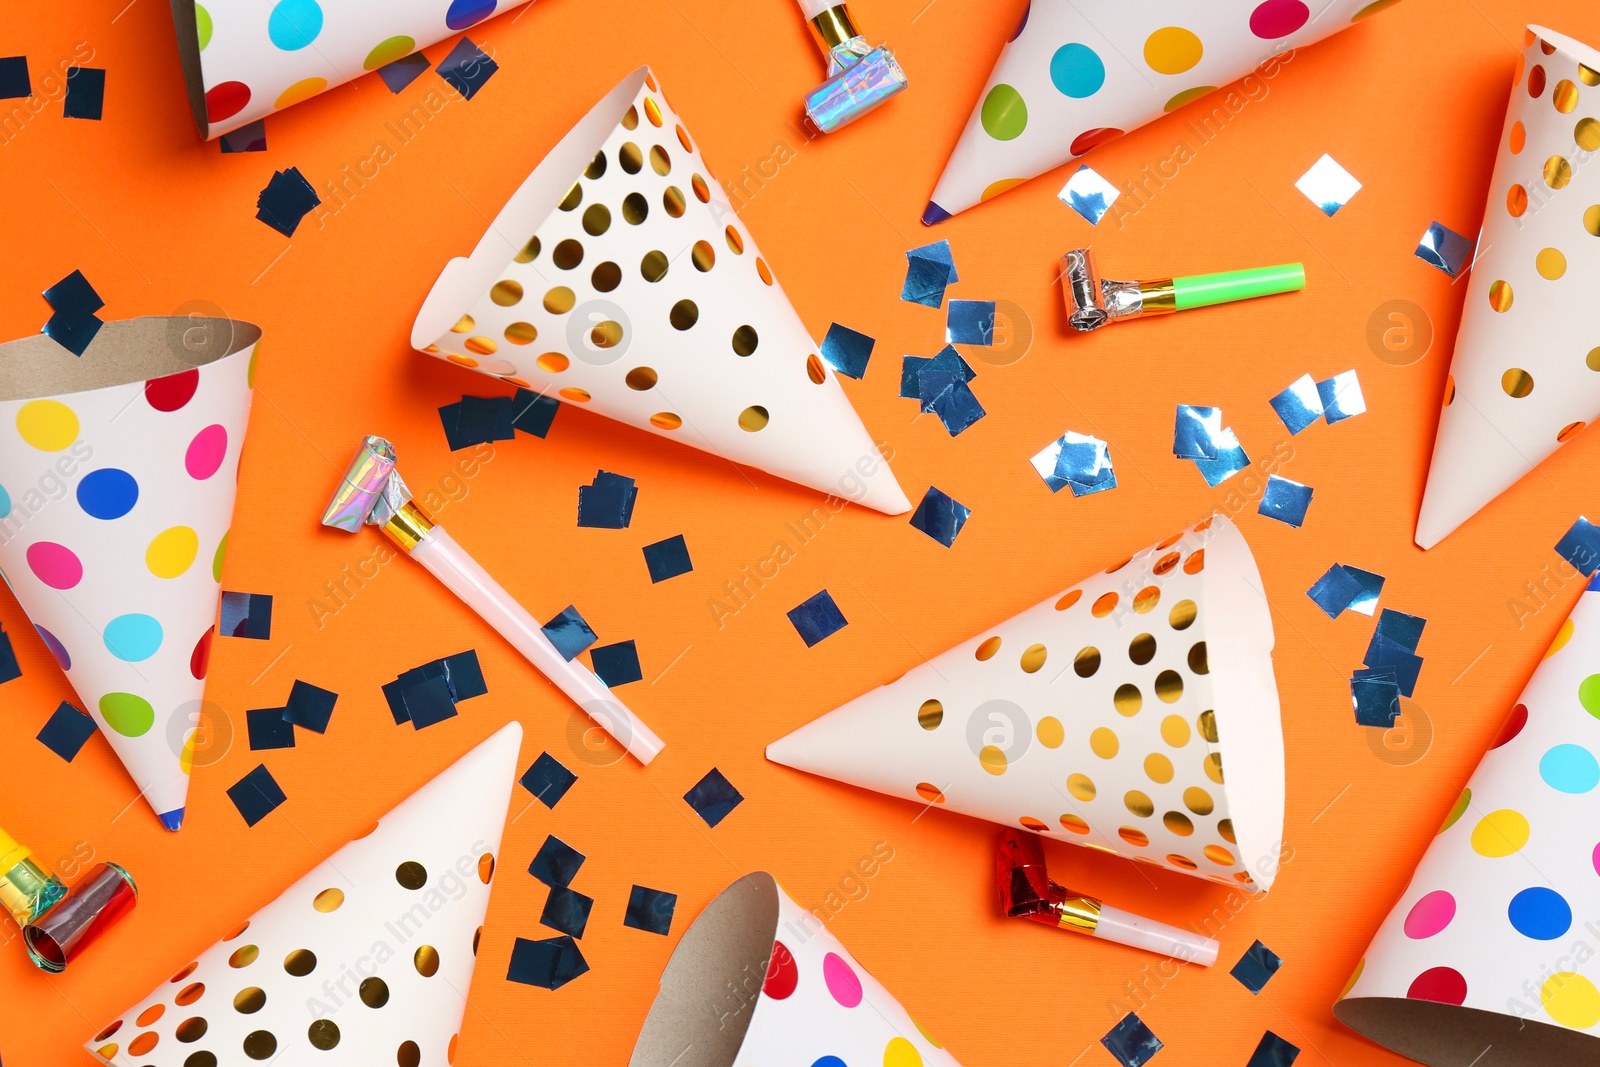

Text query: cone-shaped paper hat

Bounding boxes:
[769,514,1285,890]
[412,66,911,516]
[1415,26,1600,550]
[631,872,963,1067]
[0,317,259,831]
[921,0,1395,223]
[85,721,522,1065]
[1335,582,1600,1065]
[169,0,537,139]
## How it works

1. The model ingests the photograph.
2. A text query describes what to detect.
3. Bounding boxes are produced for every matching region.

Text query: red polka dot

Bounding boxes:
[762,940,798,999]
[1070,127,1124,156]
[191,627,214,680]
[1407,966,1468,1005]
[1491,704,1528,748]
[1250,0,1310,38]
[205,81,251,123]
[146,368,200,412]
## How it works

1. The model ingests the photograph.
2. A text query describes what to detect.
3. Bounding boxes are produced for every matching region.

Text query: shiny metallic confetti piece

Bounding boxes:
[226,764,287,827]
[219,120,267,153]
[246,706,296,751]
[909,486,972,547]
[787,590,848,646]
[1317,370,1366,423]
[642,534,693,583]
[1269,373,1324,435]
[1231,940,1284,994]
[577,470,638,529]
[1173,404,1223,460]
[377,51,431,93]
[909,238,959,283]
[1059,164,1120,225]
[542,605,598,660]
[1555,516,1600,576]
[684,768,744,827]
[1246,1031,1302,1067]
[36,701,96,763]
[0,56,30,99]
[255,166,320,237]
[220,591,273,639]
[946,299,996,346]
[1295,153,1361,217]
[908,349,984,435]
[623,885,677,935]
[1365,632,1423,697]
[1258,475,1313,528]
[62,67,104,120]
[440,394,516,451]
[283,679,338,734]
[41,269,105,356]
[1191,426,1249,487]
[1415,221,1475,278]
[1102,1012,1163,1067]
[1030,430,1113,495]
[1375,608,1427,653]
[902,240,957,307]
[529,834,585,887]
[1351,669,1402,727]
[0,628,16,685]
[520,751,578,808]
[436,36,497,100]
[1343,566,1386,616]
[1307,565,1363,619]
[506,934,588,989]
[589,639,642,687]
[511,388,560,438]
[540,884,595,938]
[820,322,876,378]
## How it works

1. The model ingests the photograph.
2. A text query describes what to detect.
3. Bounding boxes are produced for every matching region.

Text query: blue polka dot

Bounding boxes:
[77,468,139,520]
[1050,43,1106,99]
[811,1059,848,1067]
[1540,743,1600,793]
[1509,886,1572,940]
[0,481,10,517]
[268,0,323,50]
[446,0,497,30]
[104,613,163,663]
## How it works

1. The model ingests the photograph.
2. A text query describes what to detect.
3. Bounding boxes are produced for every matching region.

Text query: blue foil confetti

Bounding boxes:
[684,768,744,827]
[441,649,487,701]
[529,835,586,887]
[1269,374,1324,435]
[1376,608,1427,653]
[1173,405,1223,460]
[909,486,972,547]
[1343,566,1386,616]
[227,764,288,827]
[901,255,951,308]
[42,269,105,356]
[36,702,97,763]
[1307,565,1363,619]
[520,752,577,808]
[946,300,996,346]
[820,322,875,379]
[1231,940,1284,994]
[908,239,959,283]
[382,680,410,725]
[642,534,693,583]
[255,167,321,237]
[506,935,588,989]
[1415,221,1475,278]
[589,640,642,687]
[787,590,848,647]
[63,67,105,120]
[1364,633,1423,697]
[1246,1032,1301,1067]
[1258,475,1313,528]
[458,395,516,443]
[1059,164,1120,225]
[1556,516,1600,576]
[1101,1012,1163,1067]
[42,311,103,356]
[377,51,431,93]
[246,707,296,751]
[1352,670,1402,727]
[1192,427,1250,487]
[0,629,17,684]
[540,885,595,939]
[1295,153,1361,216]
[511,388,560,438]
[400,676,458,730]
[577,471,638,529]
[926,380,987,436]
[1030,431,1114,496]
[0,57,31,99]
[623,885,677,935]
[220,591,273,639]
[283,680,338,733]
[542,605,598,661]
[1317,371,1366,423]
[219,119,267,153]
[437,37,497,100]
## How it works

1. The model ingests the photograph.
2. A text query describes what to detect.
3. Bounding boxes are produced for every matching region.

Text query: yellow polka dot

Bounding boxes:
[1542,973,1600,1029]
[979,745,1007,775]
[275,76,327,109]
[1114,683,1142,716]
[1184,786,1214,815]
[980,178,1027,202]
[179,730,197,776]
[1537,247,1568,279]
[1067,773,1096,801]
[1161,715,1191,747]
[1489,280,1514,312]
[1546,618,1574,658]
[17,399,79,451]
[1036,716,1064,748]
[914,1018,943,1049]
[1164,811,1193,836]
[1059,813,1090,834]
[1144,26,1203,75]
[1204,753,1224,783]
[1144,753,1174,784]
[1340,958,1366,999]
[1438,788,1470,833]
[1090,727,1119,759]
[1470,808,1529,857]
[1578,117,1600,152]
[885,1036,925,1066]
[1125,790,1154,818]
[147,526,200,579]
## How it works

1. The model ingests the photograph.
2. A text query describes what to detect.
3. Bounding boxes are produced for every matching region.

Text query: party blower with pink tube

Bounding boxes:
[321,435,664,765]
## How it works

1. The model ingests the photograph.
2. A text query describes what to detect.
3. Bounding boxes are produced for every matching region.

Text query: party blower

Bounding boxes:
[321,436,663,765]
[1061,248,1305,332]
[1,826,136,973]
[794,0,908,134]
[998,828,1218,966]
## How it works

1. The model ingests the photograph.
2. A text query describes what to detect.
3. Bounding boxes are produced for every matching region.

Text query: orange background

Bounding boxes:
[2,0,1598,1064]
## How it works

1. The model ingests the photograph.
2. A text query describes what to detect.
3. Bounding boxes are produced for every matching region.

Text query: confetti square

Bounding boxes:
[0,630,18,684]
[540,885,595,939]
[42,310,103,355]
[521,752,577,808]
[43,269,104,321]
[1101,1012,1163,1067]
[1059,164,1120,225]
[901,254,950,307]
[624,885,678,935]
[507,935,588,989]
[909,486,972,547]
[1556,516,1600,576]
[542,605,598,661]
[1295,153,1361,216]
[1352,670,1401,727]
[1307,565,1362,619]
[1376,609,1427,653]
[401,676,458,730]
[382,679,410,725]
[1258,476,1313,528]
[684,768,744,828]
[1317,370,1366,423]
[63,67,104,120]
[1030,430,1115,496]
[437,37,498,100]
[247,707,297,751]
[1365,633,1423,697]
[220,592,273,639]
[529,835,586,887]
[924,378,987,436]
[1173,405,1223,460]
[590,640,642,687]
[457,395,516,444]
[1269,374,1324,435]
[511,388,559,438]
[642,534,693,583]
[946,300,996,346]
[227,764,287,827]
[255,167,321,237]
[577,471,638,529]
[1246,1031,1301,1067]
[377,51,431,93]
[1344,566,1386,616]
[787,590,847,647]
[441,649,488,701]
[820,323,875,378]
[219,120,268,153]
[908,239,959,283]
[1415,221,1475,277]
[1192,427,1250,487]
[283,680,338,733]
[0,56,30,99]
[1231,940,1284,994]
[37,702,96,762]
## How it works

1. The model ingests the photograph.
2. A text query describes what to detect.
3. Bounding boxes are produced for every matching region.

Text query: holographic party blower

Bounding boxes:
[1,825,137,973]
[795,0,908,134]
[321,436,663,765]
[998,828,1218,965]
[1061,247,1304,332]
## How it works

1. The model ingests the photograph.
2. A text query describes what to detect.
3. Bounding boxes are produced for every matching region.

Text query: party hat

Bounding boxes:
[169,0,536,139]
[1335,581,1600,1064]
[631,871,962,1067]
[412,66,911,515]
[768,514,1286,890]
[0,316,260,831]
[1416,26,1600,549]
[85,722,522,1066]
[921,0,1397,224]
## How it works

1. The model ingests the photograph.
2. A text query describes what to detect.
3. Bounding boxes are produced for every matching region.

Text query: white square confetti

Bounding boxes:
[1295,154,1361,217]
[1058,165,1121,226]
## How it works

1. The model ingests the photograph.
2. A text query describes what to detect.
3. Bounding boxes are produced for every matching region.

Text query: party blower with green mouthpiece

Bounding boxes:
[1061,247,1305,332]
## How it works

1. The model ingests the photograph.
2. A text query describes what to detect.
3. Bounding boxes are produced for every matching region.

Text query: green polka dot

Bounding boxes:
[981,84,1028,141]
[100,692,155,737]
[195,3,212,50]
[213,531,229,583]
[363,35,416,71]
[1580,674,1600,718]
[247,342,259,387]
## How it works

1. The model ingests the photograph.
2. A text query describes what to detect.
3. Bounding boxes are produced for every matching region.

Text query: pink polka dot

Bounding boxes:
[1403,890,1457,939]
[1250,0,1309,38]
[1407,965,1468,1005]
[26,541,82,590]
[822,952,862,1008]
[186,424,228,480]
[1593,841,1599,876]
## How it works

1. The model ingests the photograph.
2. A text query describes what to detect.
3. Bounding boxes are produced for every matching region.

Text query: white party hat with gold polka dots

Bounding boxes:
[1335,581,1600,1062]
[0,317,260,832]
[85,721,522,1067]
[1416,26,1600,550]
[921,0,1396,223]
[631,872,965,1067]
[412,66,911,516]
[768,514,1287,890]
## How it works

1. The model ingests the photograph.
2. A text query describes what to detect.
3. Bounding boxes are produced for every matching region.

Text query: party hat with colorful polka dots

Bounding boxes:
[631,871,964,1067]
[1416,26,1600,550]
[1335,580,1600,1063]
[768,514,1287,891]
[85,721,521,1067]
[170,0,539,140]
[921,0,1397,224]
[412,66,912,516]
[0,317,260,832]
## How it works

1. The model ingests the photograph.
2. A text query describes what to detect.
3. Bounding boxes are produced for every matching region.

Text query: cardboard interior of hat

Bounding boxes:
[1334,996,1597,1066]
[0,316,260,401]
